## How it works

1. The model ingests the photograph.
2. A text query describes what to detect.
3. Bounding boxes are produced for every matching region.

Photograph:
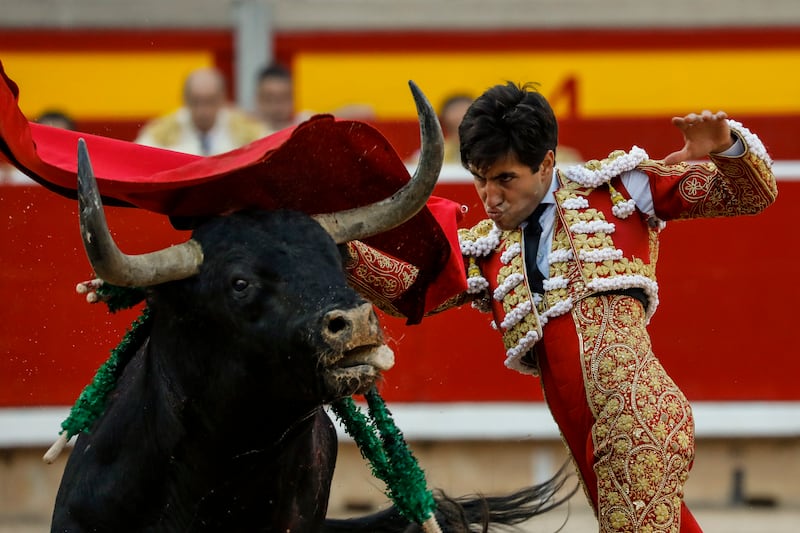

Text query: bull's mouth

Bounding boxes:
[324,343,395,397]
[335,344,395,371]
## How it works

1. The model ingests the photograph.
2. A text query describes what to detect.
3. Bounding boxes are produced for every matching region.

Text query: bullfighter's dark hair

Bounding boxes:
[458,81,558,173]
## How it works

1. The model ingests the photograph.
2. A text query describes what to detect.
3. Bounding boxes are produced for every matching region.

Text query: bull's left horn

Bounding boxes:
[77,139,204,287]
[313,81,444,244]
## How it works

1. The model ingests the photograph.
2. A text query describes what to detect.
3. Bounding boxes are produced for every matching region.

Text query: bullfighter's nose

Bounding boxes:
[322,302,380,351]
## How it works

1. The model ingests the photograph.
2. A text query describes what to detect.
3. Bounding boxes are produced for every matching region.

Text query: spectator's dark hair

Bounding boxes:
[257,63,292,83]
[459,82,558,172]
[36,110,76,131]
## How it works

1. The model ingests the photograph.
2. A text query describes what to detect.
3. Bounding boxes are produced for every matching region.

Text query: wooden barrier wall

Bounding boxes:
[1,173,797,407]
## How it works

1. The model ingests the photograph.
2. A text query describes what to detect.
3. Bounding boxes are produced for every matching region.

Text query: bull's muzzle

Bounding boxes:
[321,302,394,397]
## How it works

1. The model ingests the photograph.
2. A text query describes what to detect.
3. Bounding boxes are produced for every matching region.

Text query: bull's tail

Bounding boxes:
[322,463,577,532]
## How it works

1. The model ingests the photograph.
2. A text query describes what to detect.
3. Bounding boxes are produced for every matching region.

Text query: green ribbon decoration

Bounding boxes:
[332,387,437,526]
[58,284,148,439]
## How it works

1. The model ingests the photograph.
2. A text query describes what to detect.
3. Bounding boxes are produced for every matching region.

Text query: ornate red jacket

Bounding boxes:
[458,123,777,375]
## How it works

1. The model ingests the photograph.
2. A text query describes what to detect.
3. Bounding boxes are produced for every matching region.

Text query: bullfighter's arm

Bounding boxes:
[637,117,778,221]
[343,239,477,318]
[343,240,421,318]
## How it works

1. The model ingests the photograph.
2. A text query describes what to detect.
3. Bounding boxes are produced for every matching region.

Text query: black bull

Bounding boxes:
[49,87,573,532]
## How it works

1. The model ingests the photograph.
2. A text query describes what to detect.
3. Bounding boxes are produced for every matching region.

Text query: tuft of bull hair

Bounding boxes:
[322,461,578,532]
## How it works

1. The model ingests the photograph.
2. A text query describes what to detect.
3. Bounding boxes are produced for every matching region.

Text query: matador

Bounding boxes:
[448,82,777,532]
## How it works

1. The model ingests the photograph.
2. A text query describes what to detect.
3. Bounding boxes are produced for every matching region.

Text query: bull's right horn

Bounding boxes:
[312,80,444,244]
[77,139,204,287]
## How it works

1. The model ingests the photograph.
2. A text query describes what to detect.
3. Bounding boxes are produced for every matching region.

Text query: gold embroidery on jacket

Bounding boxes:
[575,295,694,533]
[554,171,659,319]
[345,240,419,317]
[497,230,543,356]
[637,149,777,219]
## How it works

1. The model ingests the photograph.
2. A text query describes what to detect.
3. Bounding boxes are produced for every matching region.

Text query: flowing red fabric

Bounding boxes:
[0,61,466,323]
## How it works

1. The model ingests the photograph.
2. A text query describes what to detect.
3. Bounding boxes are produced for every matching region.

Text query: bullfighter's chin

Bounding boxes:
[326,344,395,396]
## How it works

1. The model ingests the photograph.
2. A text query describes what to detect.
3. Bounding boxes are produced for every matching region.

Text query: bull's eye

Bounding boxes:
[232,279,249,292]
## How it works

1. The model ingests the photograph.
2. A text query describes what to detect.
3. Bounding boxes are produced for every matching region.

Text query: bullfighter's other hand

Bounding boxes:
[662,110,733,165]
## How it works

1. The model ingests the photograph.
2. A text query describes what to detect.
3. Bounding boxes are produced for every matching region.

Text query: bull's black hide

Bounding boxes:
[52,210,383,531]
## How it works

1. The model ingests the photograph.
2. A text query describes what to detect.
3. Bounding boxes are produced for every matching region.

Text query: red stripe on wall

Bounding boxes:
[73,115,800,161]
[376,115,800,162]
[0,29,233,52]
[0,179,797,406]
[74,120,143,142]
[275,27,800,55]
[3,28,800,55]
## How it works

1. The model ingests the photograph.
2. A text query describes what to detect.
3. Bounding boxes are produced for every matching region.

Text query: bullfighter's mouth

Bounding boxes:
[325,343,395,396]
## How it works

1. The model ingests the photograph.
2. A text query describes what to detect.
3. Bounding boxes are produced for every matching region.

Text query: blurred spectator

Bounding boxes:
[407,93,472,166]
[255,63,295,134]
[256,62,376,133]
[439,94,473,164]
[136,67,265,156]
[36,109,77,131]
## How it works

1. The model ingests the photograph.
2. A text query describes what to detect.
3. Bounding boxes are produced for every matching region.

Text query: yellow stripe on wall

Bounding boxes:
[1,52,215,119]
[5,48,798,122]
[295,49,800,119]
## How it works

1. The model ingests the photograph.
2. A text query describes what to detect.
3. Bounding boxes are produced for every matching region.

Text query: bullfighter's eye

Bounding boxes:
[232,279,249,292]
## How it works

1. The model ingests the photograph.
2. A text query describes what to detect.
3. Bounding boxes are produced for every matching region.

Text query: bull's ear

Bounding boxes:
[337,243,355,266]
[169,215,212,231]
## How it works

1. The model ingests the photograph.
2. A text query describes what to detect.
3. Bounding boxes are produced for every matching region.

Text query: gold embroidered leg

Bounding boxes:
[575,295,695,533]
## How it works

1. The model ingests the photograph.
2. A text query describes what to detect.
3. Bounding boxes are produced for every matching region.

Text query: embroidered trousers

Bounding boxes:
[537,294,702,532]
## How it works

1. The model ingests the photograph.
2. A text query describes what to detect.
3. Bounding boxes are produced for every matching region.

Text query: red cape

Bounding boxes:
[0,61,466,323]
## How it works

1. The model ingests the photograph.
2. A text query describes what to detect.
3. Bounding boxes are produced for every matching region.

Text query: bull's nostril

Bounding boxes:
[327,316,349,334]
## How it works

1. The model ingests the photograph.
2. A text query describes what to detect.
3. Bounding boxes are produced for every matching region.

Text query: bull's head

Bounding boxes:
[75,82,443,402]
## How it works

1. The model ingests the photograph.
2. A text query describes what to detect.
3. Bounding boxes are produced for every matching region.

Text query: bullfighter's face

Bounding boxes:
[470,150,554,231]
